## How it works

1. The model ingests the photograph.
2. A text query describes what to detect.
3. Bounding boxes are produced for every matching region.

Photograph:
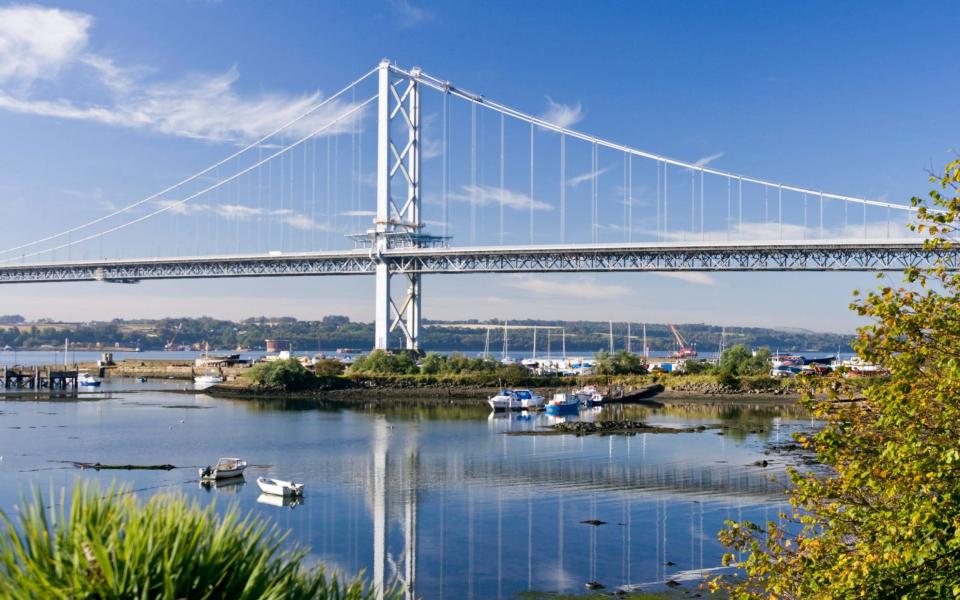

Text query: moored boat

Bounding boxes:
[194,373,223,386]
[78,372,101,387]
[487,389,545,411]
[573,385,605,406]
[546,392,580,414]
[257,476,305,497]
[199,457,247,480]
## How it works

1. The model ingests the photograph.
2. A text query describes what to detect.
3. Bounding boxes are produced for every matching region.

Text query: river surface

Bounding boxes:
[0,381,810,598]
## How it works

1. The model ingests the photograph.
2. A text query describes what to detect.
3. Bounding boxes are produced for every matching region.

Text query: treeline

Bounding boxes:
[0,316,853,353]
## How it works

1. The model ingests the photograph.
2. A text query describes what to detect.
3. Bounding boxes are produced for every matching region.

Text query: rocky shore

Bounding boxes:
[509,420,723,436]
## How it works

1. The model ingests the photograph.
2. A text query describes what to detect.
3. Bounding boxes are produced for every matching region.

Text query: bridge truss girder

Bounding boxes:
[0,243,953,285]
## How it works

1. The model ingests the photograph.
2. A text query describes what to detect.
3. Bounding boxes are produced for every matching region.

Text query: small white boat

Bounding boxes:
[78,372,101,387]
[573,385,605,406]
[487,389,544,411]
[199,457,247,480]
[257,476,304,497]
[194,373,223,386]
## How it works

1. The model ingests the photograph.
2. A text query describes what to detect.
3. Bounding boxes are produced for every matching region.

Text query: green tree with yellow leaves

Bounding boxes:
[713,159,960,598]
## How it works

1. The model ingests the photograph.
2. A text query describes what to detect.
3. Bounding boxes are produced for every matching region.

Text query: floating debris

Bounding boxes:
[580,519,607,526]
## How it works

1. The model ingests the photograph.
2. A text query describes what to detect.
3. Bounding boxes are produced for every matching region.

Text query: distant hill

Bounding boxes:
[0,316,853,354]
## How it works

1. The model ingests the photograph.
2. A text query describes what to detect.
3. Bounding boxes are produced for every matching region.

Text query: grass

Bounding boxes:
[0,482,394,600]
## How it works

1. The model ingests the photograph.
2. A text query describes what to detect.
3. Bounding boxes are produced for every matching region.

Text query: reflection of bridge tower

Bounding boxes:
[370,417,419,600]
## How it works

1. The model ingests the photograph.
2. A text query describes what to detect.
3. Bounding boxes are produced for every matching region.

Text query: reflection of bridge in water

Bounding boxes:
[355,416,789,598]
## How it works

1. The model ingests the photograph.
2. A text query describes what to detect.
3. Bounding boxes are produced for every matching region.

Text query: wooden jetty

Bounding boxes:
[1,366,79,389]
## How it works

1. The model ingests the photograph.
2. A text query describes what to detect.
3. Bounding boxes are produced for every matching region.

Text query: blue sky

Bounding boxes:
[0,1,955,333]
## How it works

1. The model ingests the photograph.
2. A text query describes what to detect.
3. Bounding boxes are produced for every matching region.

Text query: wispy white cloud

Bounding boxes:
[653,272,717,286]
[659,218,919,243]
[503,275,628,299]
[338,210,376,217]
[450,185,552,211]
[0,5,363,143]
[155,201,327,230]
[693,152,724,168]
[568,166,612,188]
[0,5,90,87]
[541,97,584,129]
[388,0,434,27]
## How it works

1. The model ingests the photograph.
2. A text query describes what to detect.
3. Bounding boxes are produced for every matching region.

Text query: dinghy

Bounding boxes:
[257,476,304,497]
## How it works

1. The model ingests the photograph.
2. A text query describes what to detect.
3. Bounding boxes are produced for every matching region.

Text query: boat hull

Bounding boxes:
[257,477,304,497]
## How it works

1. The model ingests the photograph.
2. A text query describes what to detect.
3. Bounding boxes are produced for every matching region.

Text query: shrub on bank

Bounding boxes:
[244,359,319,391]
[0,483,391,599]
[348,350,419,375]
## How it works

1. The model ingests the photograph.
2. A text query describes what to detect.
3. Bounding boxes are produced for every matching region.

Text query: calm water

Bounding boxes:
[0,382,810,598]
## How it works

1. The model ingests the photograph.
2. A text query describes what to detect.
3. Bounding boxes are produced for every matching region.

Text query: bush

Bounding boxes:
[245,359,318,391]
[594,350,648,375]
[313,358,346,377]
[348,350,419,375]
[0,482,391,599]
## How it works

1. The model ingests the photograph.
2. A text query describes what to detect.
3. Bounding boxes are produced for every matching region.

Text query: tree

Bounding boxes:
[245,359,318,391]
[713,159,960,598]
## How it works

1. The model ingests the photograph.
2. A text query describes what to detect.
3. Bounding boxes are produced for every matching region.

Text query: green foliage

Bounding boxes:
[348,350,419,375]
[717,344,770,377]
[0,482,391,600]
[593,350,647,375]
[419,352,498,375]
[679,359,714,375]
[244,359,318,391]
[313,359,346,377]
[714,159,960,598]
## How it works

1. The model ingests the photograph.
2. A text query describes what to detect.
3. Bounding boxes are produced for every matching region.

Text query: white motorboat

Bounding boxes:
[78,372,101,387]
[194,373,223,387]
[199,457,247,481]
[487,389,544,411]
[573,385,605,406]
[257,476,304,497]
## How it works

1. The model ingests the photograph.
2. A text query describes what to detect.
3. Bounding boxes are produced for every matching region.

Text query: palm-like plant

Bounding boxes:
[0,482,395,600]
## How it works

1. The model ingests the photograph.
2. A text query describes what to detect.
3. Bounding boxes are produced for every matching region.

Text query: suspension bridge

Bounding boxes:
[1,60,951,351]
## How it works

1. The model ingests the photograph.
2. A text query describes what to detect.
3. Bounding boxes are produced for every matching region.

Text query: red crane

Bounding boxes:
[669,325,698,358]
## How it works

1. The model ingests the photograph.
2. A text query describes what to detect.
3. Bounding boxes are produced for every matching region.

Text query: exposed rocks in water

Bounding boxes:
[752,460,770,467]
[72,462,176,471]
[665,578,682,588]
[508,420,721,436]
[579,519,607,526]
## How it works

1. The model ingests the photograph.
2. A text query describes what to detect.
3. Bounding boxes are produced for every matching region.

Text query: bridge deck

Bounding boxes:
[0,239,948,283]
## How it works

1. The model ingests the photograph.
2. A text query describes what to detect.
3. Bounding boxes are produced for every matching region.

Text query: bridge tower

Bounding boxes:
[372,60,423,351]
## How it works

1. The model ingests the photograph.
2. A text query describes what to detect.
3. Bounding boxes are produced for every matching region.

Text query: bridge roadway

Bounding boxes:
[0,239,950,283]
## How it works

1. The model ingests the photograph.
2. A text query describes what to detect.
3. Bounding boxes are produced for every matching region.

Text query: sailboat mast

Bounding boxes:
[609,320,614,353]
[502,321,508,360]
[642,323,648,358]
[627,322,632,353]
[532,327,537,360]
